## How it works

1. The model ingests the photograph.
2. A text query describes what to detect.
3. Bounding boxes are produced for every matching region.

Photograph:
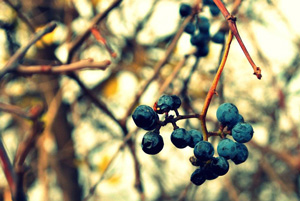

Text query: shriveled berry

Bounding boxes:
[232,122,254,143]
[188,129,203,148]
[210,156,229,176]
[132,105,158,130]
[217,138,237,160]
[141,131,164,155]
[232,143,248,164]
[156,94,174,114]
[216,103,239,127]
[194,141,214,161]
[179,3,192,17]
[190,167,206,185]
[171,128,191,149]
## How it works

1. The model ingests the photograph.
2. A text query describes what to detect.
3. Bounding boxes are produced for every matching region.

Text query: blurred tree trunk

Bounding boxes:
[25,0,83,199]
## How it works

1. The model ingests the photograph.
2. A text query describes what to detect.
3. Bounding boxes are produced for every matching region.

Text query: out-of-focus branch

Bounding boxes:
[0,102,45,120]
[0,21,57,80]
[0,139,16,198]
[67,0,123,63]
[122,13,195,124]
[16,59,111,74]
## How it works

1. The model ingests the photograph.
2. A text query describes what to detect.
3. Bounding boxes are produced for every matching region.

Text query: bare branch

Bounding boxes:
[16,59,111,74]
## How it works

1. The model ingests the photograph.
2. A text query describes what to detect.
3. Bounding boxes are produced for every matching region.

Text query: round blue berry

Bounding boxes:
[198,16,210,33]
[156,94,174,114]
[184,22,196,35]
[141,131,164,155]
[209,5,221,16]
[204,167,219,180]
[227,114,244,130]
[216,103,239,127]
[194,45,209,57]
[190,33,208,47]
[132,105,158,130]
[217,138,237,160]
[232,143,249,164]
[210,156,229,176]
[171,128,191,149]
[232,122,254,143]
[190,167,206,185]
[179,3,192,17]
[211,31,225,44]
[194,141,214,161]
[188,129,203,148]
[171,95,181,110]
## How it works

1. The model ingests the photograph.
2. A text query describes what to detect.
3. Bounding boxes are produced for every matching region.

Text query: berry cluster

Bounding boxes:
[179,2,227,58]
[132,96,254,186]
[190,103,254,185]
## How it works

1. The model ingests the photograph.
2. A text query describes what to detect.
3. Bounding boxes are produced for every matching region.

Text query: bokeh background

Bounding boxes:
[0,0,300,201]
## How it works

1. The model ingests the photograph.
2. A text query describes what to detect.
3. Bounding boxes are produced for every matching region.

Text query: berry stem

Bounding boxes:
[212,0,262,79]
[200,30,233,141]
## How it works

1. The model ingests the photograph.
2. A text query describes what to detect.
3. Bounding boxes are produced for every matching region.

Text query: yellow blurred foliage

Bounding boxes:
[102,76,118,98]
[91,0,101,7]
[97,154,110,173]
[106,174,121,185]
[35,26,55,48]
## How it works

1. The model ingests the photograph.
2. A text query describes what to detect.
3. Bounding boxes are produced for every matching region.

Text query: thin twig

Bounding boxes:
[0,102,44,120]
[213,0,262,79]
[67,0,123,63]
[16,59,111,74]
[200,30,233,141]
[83,128,137,201]
[0,21,57,80]
[159,54,191,94]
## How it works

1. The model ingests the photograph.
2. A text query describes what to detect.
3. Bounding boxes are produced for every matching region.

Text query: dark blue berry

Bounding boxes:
[210,156,229,176]
[203,167,219,180]
[190,33,208,47]
[156,94,174,114]
[171,95,181,110]
[184,22,196,35]
[194,141,214,161]
[190,167,206,185]
[217,138,237,160]
[194,45,209,57]
[179,3,192,17]
[203,0,214,5]
[231,143,248,164]
[232,122,254,143]
[209,5,221,16]
[188,129,203,148]
[132,105,158,130]
[211,31,225,44]
[171,128,191,149]
[216,103,239,127]
[227,113,244,130]
[141,131,164,155]
[198,16,210,33]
